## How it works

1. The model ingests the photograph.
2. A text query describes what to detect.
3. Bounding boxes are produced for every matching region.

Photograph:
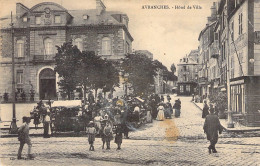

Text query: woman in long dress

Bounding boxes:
[156,103,165,121]
[43,113,51,138]
[94,113,103,134]
[173,100,181,118]
[145,103,153,123]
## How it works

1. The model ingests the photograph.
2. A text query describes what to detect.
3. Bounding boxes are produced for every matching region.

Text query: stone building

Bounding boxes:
[177,49,199,96]
[0,0,133,101]
[198,2,218,99]
[197,0,260,126]
[226,0,260,126]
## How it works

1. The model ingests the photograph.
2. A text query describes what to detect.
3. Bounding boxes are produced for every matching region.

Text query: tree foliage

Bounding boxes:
[54,41,81,99]
[122,53,158,96]
[170,63,176,73]
[54,42,119,102]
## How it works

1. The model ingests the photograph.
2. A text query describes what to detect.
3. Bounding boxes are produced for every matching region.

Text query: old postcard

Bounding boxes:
[0,0,260,165]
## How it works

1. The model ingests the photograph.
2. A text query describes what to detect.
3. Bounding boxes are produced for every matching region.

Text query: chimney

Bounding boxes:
[96,0,106,15]
[207,17,211,24]
[16,3,29,18]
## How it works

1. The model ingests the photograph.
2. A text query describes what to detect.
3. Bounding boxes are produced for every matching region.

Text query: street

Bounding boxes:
[0,96,260,166]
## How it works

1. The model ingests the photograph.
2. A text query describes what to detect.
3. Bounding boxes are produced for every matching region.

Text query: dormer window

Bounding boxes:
[54,15,61,24]
[23,17,28,22]
[35,16,41,25]
[83,15,89,20]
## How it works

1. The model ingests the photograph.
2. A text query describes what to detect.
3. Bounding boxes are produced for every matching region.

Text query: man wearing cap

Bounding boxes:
[203,106,223,154]
[17,116,34,159]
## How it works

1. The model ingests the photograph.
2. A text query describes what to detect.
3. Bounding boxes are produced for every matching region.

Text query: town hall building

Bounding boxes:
[0,0,133,101]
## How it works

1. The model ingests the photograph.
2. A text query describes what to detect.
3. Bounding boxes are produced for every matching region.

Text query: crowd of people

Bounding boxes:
[16,92,225,159]
[17,92,184,159]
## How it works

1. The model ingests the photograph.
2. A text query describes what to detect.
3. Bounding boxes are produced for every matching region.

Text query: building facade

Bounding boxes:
[198,2,218,99]
[227,0,260,126]
[0,0,133,101]
[177,49,199,96]
[197,0,260,126]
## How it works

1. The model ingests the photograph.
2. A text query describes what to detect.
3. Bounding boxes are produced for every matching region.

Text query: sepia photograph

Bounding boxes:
[0,0,260,165]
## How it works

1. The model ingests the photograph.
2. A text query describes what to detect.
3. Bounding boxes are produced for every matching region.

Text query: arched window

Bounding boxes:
[44,38,53,55]
[17,40,24,57]
[102,37,111,55]
[73,38,83,51]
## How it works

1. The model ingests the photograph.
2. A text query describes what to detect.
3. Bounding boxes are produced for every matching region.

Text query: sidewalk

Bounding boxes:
[192,101,260,132]
[0,122,89,138]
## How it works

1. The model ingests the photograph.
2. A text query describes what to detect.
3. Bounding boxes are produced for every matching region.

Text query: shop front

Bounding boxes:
[177,82,197,96]
[230,76,260,127]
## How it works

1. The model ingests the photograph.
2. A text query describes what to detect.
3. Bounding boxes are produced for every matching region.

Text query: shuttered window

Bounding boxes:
[17,40,24,57]
[102,37,111,55]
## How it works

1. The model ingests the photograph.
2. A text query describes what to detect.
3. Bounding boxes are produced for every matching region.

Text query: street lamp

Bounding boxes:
[9,11,18,134]
[226,13,234,128]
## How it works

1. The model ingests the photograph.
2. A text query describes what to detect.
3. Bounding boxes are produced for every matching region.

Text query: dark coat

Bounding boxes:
[202,104,209,118]
[203,114,223,144]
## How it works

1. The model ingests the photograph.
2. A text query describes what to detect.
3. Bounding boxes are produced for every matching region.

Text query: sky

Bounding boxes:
[0,0,215,69]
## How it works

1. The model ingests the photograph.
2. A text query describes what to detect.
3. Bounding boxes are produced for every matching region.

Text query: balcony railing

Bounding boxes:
[182,71,190,75]
[32,54,54,62]
[199,77,208,83]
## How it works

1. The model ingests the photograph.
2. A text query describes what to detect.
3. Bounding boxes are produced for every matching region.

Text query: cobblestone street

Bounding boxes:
[1,96,260,166]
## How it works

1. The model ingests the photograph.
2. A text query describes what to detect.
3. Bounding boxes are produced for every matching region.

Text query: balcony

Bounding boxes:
[210,41,219,59]
[199,77,208,83]
[32,54,54,62]
[182,71,190,75]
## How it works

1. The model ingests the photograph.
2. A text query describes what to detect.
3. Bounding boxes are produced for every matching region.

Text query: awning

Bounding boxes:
[52,100,82,107]
[221,88,226,92]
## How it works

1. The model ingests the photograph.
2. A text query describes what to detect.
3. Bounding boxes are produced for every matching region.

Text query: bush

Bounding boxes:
[208,91,227,119]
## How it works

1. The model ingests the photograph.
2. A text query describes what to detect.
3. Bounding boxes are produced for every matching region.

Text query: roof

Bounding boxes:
[67,9,127,26]
[198,21,217,41]
[178,60,198,65]
[0,2,128,29]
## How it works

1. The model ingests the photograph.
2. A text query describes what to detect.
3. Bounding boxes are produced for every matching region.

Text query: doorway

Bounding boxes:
[39,68,56,100]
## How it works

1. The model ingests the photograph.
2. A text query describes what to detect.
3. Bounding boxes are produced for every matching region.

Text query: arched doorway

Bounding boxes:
[39,68,56,100]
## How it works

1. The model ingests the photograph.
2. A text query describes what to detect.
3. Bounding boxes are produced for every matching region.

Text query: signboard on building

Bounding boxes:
[255,31,260,44]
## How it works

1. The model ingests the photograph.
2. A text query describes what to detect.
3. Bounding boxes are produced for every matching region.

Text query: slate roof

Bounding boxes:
[68,9,127,26]
[0,5,128,29]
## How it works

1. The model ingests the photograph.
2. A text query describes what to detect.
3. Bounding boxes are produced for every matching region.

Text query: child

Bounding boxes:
[115,124,123,150]
[17,117,34,159]
[103,122,113,150]
[100,120,106,149]
[86,121,96,151]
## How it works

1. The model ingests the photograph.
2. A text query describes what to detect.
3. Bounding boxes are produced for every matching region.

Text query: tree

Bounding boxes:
[101,61,119,97]
[54,41,81,99]
[76,51,104,104]
[122,53,158,96]
[153,60,168,71]
[170,63,176,73]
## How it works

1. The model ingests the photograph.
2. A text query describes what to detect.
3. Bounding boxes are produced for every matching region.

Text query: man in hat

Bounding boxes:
[17,116,34,159]
[203,107,223,154]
